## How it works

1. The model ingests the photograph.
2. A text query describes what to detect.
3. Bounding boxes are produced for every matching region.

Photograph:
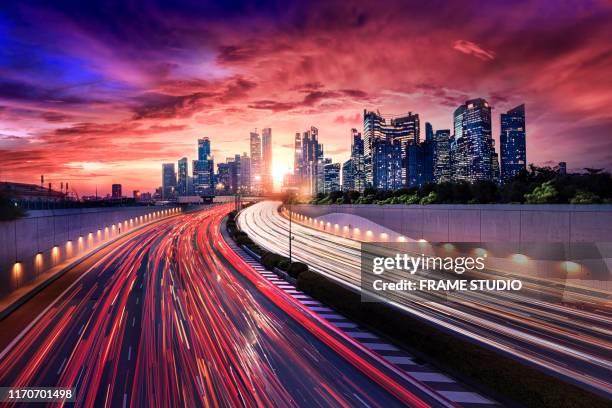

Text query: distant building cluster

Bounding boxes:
[160,128,274,200]
[293,99,528,195]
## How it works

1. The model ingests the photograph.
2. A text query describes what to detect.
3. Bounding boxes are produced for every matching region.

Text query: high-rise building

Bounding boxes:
[407,144,426,187]
[342,159,354,191]
[315,157,330,195]
[162,163,177,199]
[193,160,213,195]
[425,122,434,142]
[239,153,251,194]
[450,98,496,182]
[372,138,402,190]
[324,161,341,193]
[500,104,526,183]
[261,127,273,194]
[350,128,365,192]
[193,137,214,196]
[216,162,232,194]
[296,126,323,195]
[227,155,240,194]
[294,132,303,183]
[112,184,122,198]
[177,157,188,196]
[250,131,262,195]
[453,105,465,141]
[198,138,211,161]
[433,129,451,183]
[363,110,419,188]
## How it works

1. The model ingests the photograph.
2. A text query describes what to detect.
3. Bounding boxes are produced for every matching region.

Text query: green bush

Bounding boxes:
[570,190,601,204]
[525,181,558,203]
[261,252,287,271]
[287,262,308,279]
[419,191,437,205]
[277,259,291,271]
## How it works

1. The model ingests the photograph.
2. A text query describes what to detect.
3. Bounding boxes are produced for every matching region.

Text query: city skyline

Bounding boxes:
[1,0,611,195]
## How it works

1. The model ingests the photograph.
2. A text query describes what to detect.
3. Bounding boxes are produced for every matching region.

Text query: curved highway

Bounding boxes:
[0,204,450,407]
[237,201,612,399]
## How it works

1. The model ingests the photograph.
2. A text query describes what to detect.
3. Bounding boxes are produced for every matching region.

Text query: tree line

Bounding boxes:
[307,166,612,205]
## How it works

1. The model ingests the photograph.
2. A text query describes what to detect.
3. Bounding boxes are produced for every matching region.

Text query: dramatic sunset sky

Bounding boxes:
[1,0,611,195]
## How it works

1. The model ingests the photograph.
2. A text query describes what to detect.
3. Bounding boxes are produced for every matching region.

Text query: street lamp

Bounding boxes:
[288,193,296,263]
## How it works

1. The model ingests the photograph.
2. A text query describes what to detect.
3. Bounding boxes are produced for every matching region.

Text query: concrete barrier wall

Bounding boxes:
[290,204,612,243]
[0,206,180,299]
[287,204,612,285]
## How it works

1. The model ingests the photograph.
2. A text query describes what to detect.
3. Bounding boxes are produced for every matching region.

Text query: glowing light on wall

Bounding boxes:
[13,262,22,285]
[561,261,581,274]
[474,248,487,257]
[35,252,43,271]
[511,253,528,265]
[397,236,406,242]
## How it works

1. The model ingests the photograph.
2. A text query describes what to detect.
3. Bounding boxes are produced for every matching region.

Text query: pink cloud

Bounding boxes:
[452,40,496,61]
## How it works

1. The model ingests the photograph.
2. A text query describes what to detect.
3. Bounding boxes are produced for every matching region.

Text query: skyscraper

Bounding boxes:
[363,110,419,189]
[324,161,341,193]
[315,157,330,195]
[297,126,323,195]
[193,137,214,196]
[425,122,434,142]
[450,98,496,182]
[198,138,211,161]
[162,163,177,199]
[350,128,365,192]
[239,153,251,194]
[250,131,262,195]
[216,162,232,194]
[433,129,451,183]
[372,138,402,190]
[407,144,426,187]
[293,132,303,181]
[177,157,188,196]
[342,159,354,191]
[261,128,273,194]
[500,104,526,182]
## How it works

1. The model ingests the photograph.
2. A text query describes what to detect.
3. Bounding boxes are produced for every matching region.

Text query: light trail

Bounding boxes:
[237,201,612,398]
[0,204,447,407]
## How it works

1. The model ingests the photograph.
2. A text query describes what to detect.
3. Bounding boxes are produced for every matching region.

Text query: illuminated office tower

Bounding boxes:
[162,163,177,199]
[324,161,341,193]
[433,129,451,183]
[193,137,214,195]
[298,126,323,195]
[342,159,354,191]
[261,127,273,194]
[500,104,526,182]
[250,131,262,195]
[450,98,496,182]
[363,109,419,188]
[177,157,188,196]
[350,128,365,192]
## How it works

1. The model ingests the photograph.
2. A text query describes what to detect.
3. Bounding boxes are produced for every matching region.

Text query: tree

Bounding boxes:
[570,190,601,204]
[524,181,558,204]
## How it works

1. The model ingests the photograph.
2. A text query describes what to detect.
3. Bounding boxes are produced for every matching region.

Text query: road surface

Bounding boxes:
[0,204,449,407]
[237,201,612,399]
